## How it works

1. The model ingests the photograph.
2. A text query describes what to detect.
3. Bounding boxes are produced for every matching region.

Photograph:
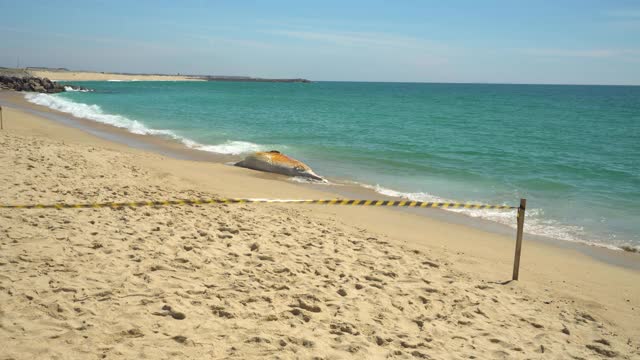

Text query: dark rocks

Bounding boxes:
[0,75,91,93]
[0,75,65,93]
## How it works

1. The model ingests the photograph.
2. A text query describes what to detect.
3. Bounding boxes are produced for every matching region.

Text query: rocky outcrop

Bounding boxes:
[0,75,66,93]
[0,75,93,93]
[0,75,63,93]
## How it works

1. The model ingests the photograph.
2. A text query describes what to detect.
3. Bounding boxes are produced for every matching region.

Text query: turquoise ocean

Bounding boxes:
[25,81,640,250]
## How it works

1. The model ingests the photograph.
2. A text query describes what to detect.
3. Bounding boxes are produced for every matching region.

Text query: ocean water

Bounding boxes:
[26,81,640,250]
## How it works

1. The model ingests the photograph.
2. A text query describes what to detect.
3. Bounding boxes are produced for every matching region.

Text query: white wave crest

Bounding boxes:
[359,183,622,250]
[186,140,265,155]
[63,86,92,92]
[361,184,449,203]
[25,92,159,135]
[24,93,264,155]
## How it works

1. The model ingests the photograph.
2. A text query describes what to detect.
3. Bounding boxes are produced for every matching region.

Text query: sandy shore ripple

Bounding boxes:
[0,104,639,359]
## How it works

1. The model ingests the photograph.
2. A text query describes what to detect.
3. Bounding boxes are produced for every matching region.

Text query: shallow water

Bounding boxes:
[27,81,640,250]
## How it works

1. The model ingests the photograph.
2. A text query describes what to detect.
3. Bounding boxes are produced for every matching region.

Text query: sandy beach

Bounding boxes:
[1,92,639,359]
[26,70,202,82]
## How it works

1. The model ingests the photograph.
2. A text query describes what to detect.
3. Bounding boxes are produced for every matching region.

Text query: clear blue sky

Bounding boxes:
[1,0,639,84]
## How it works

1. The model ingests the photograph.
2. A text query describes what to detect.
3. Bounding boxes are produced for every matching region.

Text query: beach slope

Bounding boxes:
[0,104,638,359]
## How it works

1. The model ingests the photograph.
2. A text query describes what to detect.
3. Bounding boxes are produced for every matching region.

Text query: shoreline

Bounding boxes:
[2,90,638,271]
[1,91,639,357]
[7,68,310,83]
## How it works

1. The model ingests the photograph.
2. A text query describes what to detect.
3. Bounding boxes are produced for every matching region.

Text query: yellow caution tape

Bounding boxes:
[0,198,517,210]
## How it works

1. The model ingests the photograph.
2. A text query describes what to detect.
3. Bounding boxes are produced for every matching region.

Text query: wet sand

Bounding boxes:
[1,91,639,359]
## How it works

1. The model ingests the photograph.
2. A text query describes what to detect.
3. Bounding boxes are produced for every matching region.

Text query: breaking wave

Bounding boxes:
[24,93,264,155]
[181,139,265,155]
[63,86,92,92]
[359,183,624,251]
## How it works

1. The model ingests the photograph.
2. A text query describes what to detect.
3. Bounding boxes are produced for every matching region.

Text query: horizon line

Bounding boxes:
[4,66,639,87]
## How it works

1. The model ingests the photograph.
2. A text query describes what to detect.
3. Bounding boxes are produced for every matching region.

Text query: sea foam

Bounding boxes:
[359,183,622,251]
[186,139,265,155]
[24,93,264,155]
[63,86,92,93]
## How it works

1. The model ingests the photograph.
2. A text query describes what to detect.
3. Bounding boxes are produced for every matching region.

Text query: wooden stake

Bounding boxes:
[512,198,526,280]
[0,105,3,130]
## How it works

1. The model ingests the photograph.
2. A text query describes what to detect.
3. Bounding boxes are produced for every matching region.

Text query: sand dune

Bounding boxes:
[1,106,638,359]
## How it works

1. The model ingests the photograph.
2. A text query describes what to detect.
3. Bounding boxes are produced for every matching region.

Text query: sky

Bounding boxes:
[1,0,639,84]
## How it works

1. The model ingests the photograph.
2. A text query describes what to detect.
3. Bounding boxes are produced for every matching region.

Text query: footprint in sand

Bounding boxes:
[211,305,235,319]
[586,343,618,358]
[152,305,186,320]
[172,335,188,344]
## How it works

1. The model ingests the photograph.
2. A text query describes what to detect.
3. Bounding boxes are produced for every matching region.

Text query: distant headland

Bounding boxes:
[0,67,311,83]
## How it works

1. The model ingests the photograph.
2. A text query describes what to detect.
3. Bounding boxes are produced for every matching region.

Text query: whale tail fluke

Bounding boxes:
[304,171,326,182]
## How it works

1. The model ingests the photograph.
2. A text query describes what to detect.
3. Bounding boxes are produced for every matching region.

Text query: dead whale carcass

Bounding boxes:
[235,151,324,181]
